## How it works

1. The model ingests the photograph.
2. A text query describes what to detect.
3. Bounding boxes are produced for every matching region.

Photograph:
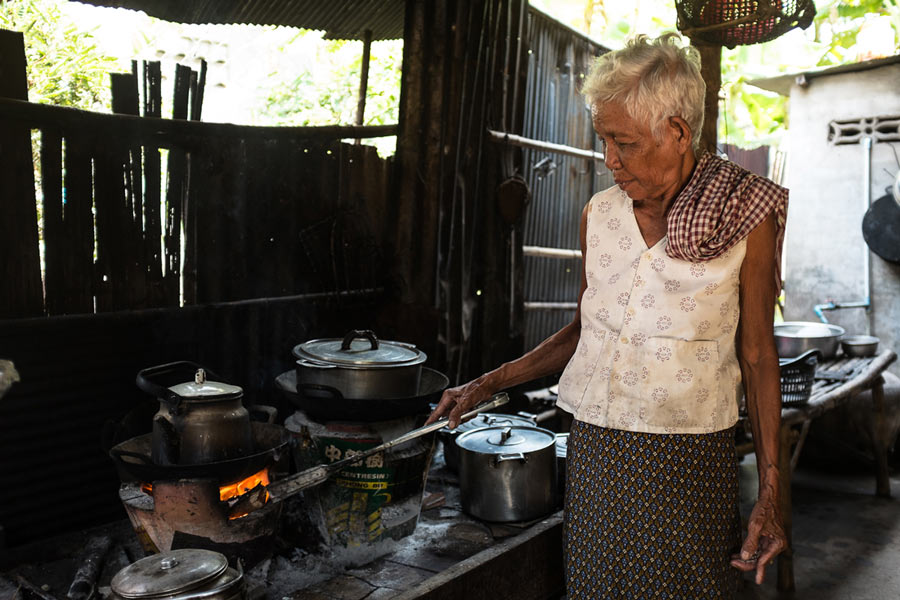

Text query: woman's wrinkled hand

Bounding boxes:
[424,378,495,428]
[730,483,787,585]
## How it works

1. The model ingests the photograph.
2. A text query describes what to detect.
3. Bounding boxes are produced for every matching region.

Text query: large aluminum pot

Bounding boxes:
[292,330,426,400]
[439,412,536,473]
[456,425,557,522]
[137,362,252,466]
[774,321,845,359]
[110,549,245,600]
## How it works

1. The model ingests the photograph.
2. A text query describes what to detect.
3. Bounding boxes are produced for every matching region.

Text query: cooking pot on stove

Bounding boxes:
[110,549,245,600]
[292,330,427,400]
[456,424,557,522]
[137,361,253,466]
[439,412,537,473]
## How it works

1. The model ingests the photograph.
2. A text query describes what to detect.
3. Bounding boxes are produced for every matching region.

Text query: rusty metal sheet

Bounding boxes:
[72,0,405,40]
[519,9,612,351]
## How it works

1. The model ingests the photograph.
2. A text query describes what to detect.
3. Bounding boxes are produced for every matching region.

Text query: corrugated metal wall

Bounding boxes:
[519,9,613,351]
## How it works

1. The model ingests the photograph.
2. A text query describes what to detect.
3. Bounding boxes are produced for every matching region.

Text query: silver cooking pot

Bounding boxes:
[110,549,245,600]
[439,412,537,473]
[292,330,426,400]
[456,425,557,522]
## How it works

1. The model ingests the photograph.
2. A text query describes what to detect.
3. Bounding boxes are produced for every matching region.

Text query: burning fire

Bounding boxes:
[220,468,270,502]
[139,468,271,520]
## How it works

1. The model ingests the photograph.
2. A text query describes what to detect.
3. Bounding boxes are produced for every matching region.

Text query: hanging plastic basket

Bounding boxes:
[676,0,816,48]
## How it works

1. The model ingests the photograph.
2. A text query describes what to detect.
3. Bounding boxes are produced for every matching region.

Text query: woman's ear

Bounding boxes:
[667,116,693,153]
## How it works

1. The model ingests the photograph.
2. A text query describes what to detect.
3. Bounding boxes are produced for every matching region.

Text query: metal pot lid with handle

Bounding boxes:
[293,329,426,369]
[442,412,535,436]
[168,368,243,400]
[111,549,233,599]
[456,425,556,454]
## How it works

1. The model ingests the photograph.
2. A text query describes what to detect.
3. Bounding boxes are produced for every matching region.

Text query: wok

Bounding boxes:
[109,422,290,483]
[276,366,448,421]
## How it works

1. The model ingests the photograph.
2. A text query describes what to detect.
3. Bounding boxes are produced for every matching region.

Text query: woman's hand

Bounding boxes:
[730,478,787,584]
[424,378,495,428]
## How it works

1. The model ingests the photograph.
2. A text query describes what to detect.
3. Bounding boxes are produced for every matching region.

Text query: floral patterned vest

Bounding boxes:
[556,185,746,434]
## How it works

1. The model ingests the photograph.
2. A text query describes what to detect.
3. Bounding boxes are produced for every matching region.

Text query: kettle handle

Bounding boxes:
[136,361,223,408]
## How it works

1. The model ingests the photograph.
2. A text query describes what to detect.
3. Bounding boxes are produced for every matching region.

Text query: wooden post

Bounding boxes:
[694,41,722,155]
[0,30,43,317]
[355,29,373,144]
[871,376,892,497]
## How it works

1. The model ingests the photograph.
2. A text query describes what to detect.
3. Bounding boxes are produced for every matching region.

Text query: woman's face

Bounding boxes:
[592,101,690,204]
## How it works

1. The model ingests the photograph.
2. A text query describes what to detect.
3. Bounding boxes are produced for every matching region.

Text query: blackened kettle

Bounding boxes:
[137,361,252,466]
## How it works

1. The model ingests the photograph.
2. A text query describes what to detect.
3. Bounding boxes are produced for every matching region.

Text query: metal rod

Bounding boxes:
[523,245,582,259]
[525,301,577,311]
[267,393,510,501]
[487,128,603,162]
[863,136,873,334]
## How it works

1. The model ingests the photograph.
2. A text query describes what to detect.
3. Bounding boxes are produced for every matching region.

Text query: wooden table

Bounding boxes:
[738,349,898,593]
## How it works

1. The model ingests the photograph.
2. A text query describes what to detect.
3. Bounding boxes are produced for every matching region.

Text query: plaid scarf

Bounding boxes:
[666,152,789,291]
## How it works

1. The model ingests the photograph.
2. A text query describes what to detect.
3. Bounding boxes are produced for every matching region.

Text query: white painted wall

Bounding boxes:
[782,62,900,374]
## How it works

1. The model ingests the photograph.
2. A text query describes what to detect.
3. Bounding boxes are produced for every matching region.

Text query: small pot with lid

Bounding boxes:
[137,361,252,466]
[110,549,245,600]
[439,412,537,473]
[292,330,426,400]
[456,425,558,522]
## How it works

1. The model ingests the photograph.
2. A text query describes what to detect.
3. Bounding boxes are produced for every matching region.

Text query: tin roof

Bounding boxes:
[747,54,900,96]
[72,0,406,40]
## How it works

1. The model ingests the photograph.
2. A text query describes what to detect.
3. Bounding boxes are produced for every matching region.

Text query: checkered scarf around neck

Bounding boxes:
[666,152,789,291]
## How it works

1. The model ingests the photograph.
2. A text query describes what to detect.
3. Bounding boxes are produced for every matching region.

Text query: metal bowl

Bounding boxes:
[774,322,846,359]
[840,335,880,358]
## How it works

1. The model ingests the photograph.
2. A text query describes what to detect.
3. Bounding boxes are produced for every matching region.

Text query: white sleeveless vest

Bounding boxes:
[557,186,746,434]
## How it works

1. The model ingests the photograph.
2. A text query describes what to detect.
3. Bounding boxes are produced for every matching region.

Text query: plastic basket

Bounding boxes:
[779,349,821,407]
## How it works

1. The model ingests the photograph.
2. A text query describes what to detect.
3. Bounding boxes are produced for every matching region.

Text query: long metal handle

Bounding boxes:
[267,393,509,501]
[371,392,510,451]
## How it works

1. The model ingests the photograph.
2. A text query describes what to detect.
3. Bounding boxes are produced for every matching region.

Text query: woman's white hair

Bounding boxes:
[581,33,705,150]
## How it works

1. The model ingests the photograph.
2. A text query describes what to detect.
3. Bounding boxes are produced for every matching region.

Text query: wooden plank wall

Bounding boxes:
[0,61,394,317]
[395,0,529,384]
[0,31,43,317]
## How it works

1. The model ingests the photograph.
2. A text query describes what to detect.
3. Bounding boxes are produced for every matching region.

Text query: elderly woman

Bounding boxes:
[427,32,788,598]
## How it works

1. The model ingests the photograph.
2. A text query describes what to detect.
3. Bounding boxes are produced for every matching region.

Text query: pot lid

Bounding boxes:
[168,368,242,399]
[455,425,555,454]
[294,330,426,369]
[441,412,535,435]
[110,549,229,598]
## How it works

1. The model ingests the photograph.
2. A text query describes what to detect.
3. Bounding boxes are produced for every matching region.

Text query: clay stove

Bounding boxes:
[111,422,290,566]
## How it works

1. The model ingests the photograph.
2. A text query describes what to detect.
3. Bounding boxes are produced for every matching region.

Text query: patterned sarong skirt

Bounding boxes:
[564,420,742,599]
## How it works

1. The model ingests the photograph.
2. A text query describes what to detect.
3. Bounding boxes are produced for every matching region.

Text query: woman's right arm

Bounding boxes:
[425,201,591,428]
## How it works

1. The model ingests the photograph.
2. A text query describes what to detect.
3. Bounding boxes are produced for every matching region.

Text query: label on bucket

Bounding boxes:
[320,436,394,545]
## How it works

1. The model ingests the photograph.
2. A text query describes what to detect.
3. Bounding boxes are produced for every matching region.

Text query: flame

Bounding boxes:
[137,469,271,520]
[220,468,270,502]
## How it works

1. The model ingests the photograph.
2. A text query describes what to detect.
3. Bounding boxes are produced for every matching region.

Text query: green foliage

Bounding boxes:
[256,31,402,128]
[0,0,117,110]
[813,0,899,66]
